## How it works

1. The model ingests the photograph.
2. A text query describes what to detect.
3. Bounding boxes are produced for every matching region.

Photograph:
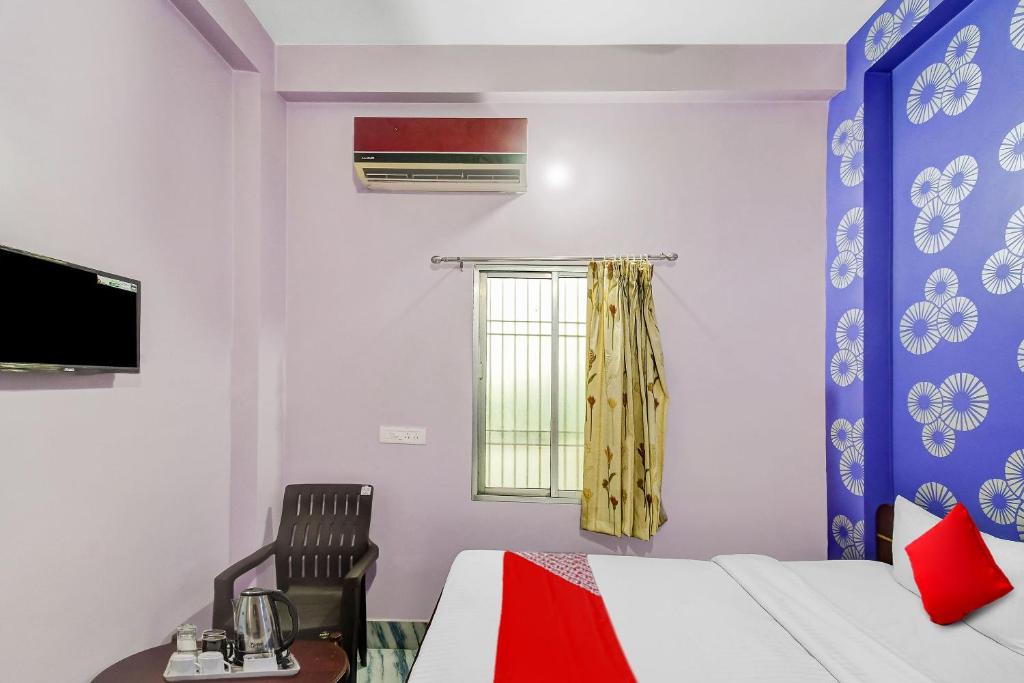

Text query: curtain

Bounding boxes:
[580,259,669,539]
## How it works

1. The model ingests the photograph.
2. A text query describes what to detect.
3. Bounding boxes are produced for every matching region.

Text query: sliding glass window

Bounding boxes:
[473,265,586,502]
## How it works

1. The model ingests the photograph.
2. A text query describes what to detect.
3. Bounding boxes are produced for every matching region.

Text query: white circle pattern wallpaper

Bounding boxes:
[915,481,958,516]
[975,452,1024,539]
[899,301,941,354]
[1012,2,1024,51]
[907,382,941,424]
[899,269,979,354]
[924,267,958,305]
[1006,450,1024,496]
[1006,207,1024,255]
[830,309,865,387]
[831,416,866,497]
[937,155,979,204]
[830,208,865,289]
[866,12,899,62]
[911,166,942,207]
[909,154,977,255]
[946,24,982,68]
[913,198,960,254]
[999,123,1024,171]
[979,478,1020,524]
[907,25,983,124]
[896,0,930,37]
[921,420,956,458]
[843,520,866,559]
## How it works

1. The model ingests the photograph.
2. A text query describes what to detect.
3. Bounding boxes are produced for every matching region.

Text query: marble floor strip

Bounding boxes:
[356,648,417,683]
[366,620,428,650]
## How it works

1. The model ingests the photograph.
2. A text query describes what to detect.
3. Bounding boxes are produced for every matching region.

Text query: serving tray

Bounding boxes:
[163,653,300,681]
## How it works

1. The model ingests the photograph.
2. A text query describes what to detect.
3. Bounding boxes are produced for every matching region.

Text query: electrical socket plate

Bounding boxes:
[379,426,427,445]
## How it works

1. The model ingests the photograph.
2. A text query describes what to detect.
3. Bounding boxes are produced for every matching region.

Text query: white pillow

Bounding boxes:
[891,495,940,595]
[964,530,1024,655]
[891,495,1024,652]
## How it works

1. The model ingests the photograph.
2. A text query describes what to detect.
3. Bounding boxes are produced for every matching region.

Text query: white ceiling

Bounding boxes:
[245,0,883,46]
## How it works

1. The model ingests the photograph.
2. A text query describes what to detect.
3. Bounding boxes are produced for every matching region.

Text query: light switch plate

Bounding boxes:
[379,426,427,445]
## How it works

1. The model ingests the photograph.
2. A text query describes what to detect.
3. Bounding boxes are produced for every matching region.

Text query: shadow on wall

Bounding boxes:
[580,527,657,556]
[653,270,716,342]
[235,507,287,596]
[0,372,116,391]
[179,602,215,643]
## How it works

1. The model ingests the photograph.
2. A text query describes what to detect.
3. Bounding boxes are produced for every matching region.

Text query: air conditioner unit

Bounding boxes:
[354,117,527,193]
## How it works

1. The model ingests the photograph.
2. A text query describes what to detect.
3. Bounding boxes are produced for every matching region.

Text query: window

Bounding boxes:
[473,265,587,502]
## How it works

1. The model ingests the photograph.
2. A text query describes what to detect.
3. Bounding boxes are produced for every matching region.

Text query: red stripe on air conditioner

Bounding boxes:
[354,117,527,154]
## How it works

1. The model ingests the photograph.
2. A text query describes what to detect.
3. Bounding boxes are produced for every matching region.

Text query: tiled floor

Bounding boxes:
[355,620,426,683]
[367,620,428,650]
[356,648,417,683]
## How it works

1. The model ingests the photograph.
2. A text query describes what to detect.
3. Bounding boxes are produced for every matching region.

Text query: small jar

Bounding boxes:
[176,623,198,653]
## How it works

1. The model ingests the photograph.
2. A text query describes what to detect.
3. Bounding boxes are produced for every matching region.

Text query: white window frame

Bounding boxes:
[472,264,587,503]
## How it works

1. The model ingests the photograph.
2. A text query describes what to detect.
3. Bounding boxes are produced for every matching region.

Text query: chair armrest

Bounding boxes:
[345,540,379,580]
[213,543,275,629]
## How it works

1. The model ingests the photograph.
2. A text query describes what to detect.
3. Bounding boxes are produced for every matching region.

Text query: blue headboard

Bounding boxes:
[826,0,1024,559]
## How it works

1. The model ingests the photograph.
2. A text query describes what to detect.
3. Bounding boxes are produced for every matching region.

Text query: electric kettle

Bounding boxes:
[232,587,299,665]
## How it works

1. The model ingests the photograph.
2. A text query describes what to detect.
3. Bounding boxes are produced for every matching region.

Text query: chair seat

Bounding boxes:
[282,585,345,635]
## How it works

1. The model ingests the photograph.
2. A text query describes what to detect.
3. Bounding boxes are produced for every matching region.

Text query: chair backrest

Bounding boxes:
[275,484,373,590]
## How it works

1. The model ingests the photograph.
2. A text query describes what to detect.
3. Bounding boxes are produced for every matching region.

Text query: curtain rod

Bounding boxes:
[430,252,678,266]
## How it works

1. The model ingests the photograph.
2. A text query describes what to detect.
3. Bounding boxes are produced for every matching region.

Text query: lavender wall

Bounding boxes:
[0,2,236,680]
[284,101,828,620]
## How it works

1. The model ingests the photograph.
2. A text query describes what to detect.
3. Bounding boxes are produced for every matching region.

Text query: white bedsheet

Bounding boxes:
[788,559,1024,682]
[408,551,1024,682]
[407,551,503,683]
[589,555,832,682]
[714,555,930,682]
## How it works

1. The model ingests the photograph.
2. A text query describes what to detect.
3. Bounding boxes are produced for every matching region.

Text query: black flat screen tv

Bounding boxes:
[0,245,140,373]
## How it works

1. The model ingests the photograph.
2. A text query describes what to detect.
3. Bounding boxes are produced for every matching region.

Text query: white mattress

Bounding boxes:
[409,551,1024,682]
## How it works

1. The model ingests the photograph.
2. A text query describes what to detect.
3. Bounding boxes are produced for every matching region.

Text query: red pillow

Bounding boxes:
[906,502,1013,624]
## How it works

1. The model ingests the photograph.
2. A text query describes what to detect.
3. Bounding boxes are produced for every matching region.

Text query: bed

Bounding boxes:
[408,505,1024,682]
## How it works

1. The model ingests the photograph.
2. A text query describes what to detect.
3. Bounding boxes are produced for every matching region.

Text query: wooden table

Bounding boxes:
[92,640,349,683]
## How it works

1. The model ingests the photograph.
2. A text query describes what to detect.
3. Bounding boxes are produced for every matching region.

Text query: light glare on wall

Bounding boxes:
[544,162,572,189]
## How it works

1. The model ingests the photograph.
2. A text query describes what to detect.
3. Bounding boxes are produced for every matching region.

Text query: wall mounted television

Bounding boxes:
[0,245,140,373]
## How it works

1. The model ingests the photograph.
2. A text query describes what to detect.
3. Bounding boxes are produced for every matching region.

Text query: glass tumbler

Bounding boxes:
[176,623,198,654]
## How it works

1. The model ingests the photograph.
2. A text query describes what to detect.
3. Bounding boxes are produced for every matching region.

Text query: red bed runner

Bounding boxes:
[494,552,636,682]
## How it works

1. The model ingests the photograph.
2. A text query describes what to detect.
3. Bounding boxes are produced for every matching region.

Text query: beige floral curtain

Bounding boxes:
[580,258,669,540]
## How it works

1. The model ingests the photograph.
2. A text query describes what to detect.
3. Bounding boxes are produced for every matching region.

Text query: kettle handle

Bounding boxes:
[271,590,299,652]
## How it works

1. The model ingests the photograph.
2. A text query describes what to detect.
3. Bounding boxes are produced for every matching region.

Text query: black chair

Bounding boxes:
[213,484,378,670]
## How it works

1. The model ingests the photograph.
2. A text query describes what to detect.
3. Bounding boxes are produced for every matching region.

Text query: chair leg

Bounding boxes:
[344,629,357,674]
[359,578,368,667]
[341,581,359,673]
